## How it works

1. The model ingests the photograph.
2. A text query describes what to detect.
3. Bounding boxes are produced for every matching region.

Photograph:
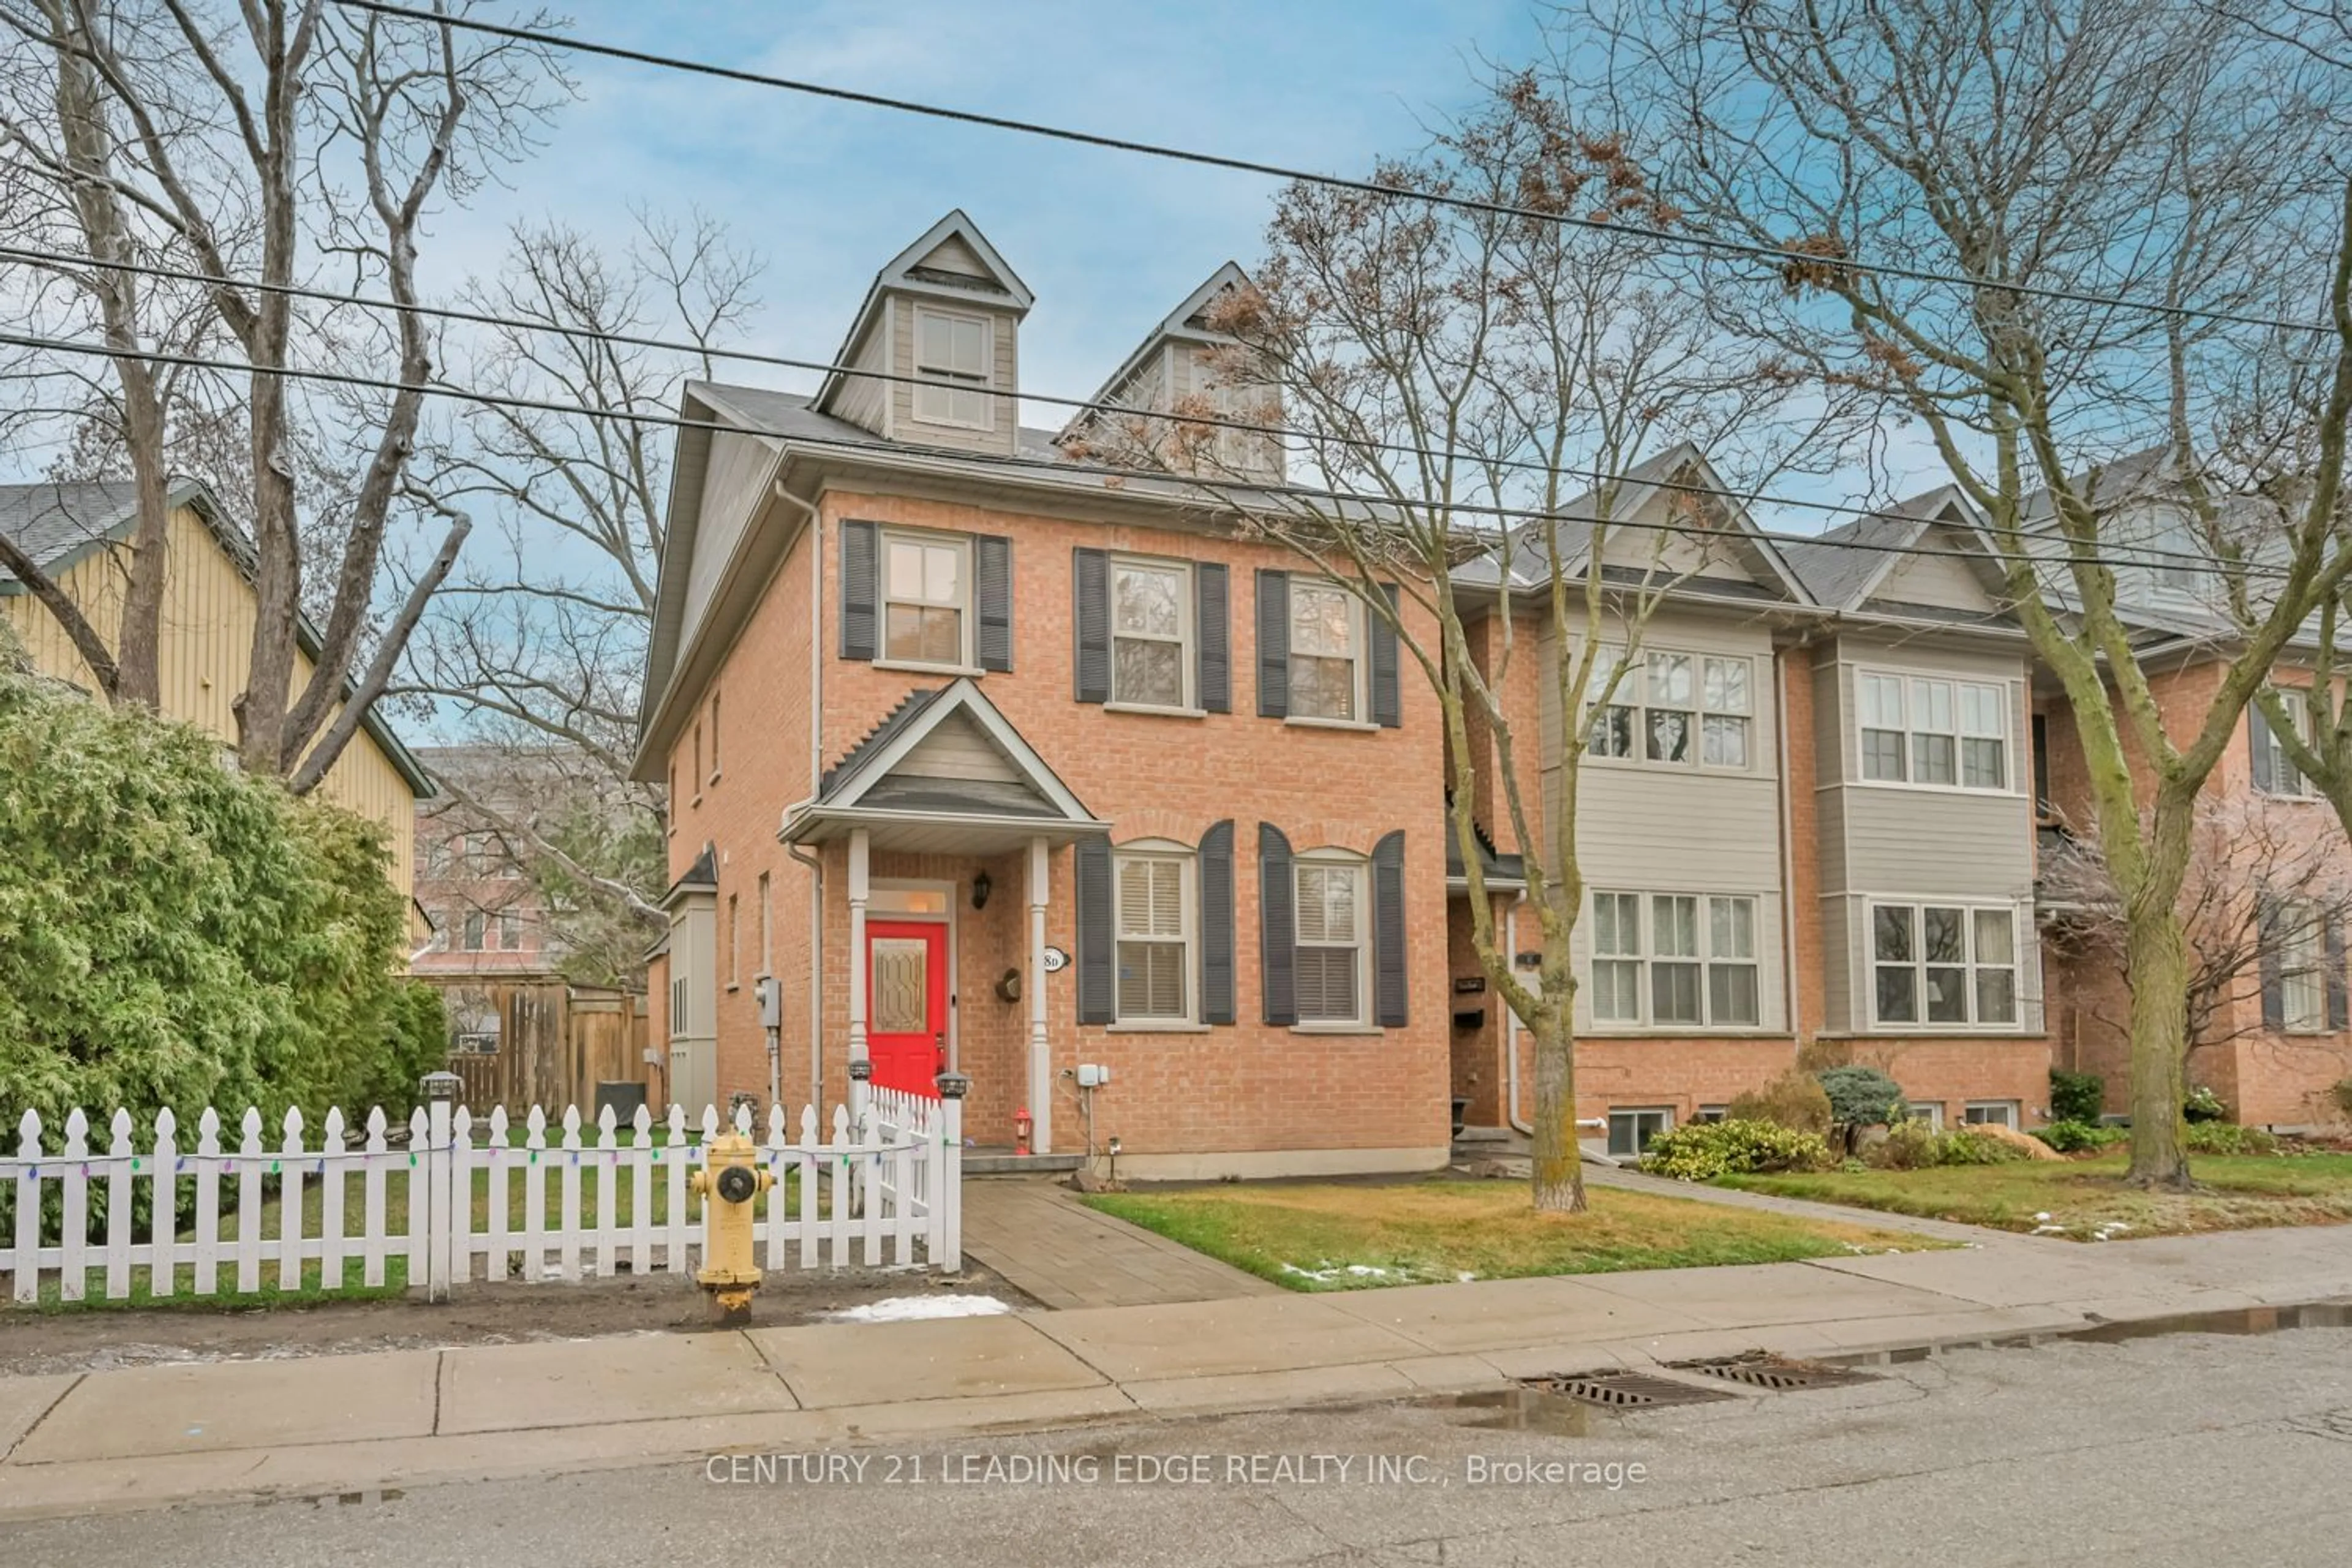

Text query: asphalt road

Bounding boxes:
[13,1324,2352,1566]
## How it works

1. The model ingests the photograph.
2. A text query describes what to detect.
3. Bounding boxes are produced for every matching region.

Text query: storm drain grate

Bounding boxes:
[1516,1370,1739,1409]
[1672,1354,1882,1392]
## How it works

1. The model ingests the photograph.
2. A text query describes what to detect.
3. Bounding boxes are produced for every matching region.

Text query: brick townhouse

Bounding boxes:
[631,210,2336,1177]
[2022,453,2352,1129]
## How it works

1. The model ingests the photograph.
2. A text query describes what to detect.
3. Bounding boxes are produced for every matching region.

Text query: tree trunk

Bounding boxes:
[1528,1001,1588,1213]
[2122,804,2196,1189]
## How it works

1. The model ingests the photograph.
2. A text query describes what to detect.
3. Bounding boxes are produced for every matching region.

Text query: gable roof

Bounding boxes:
[813,209,1033,416]
[783,678,1107,851]
[0,477,432,797]
[1783,487,1973,605]
[1058,261,1253,443]
[1471,443,1814,606]
[661,842,718,911]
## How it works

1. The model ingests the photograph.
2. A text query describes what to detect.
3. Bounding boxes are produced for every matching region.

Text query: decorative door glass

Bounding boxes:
[872,938,931,1033]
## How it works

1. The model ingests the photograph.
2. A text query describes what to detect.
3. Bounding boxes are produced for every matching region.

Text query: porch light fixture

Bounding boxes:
[971,870,992,910]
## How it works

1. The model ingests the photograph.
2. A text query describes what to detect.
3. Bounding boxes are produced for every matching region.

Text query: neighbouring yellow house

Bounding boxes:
[0,478,431,900]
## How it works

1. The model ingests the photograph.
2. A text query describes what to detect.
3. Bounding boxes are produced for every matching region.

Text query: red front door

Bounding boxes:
[866,920,947,1098]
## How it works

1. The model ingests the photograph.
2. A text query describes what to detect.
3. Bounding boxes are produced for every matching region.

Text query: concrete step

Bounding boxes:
[964,1152,1085,1175]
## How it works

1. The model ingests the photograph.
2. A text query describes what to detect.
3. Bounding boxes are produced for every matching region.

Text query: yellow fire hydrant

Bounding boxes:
[688,1131,774,1324]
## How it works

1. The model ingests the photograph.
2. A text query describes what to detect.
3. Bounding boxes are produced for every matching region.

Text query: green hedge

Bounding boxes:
[0,639,415,1133]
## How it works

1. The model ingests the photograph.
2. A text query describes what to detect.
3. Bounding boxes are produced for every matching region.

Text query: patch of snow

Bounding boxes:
[824,1295,1012,1323]
[2031,1224,2069,1236]
[1456,1272,1478,1283]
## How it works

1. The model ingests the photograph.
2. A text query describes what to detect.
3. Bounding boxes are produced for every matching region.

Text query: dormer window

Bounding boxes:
[914,309,993,428]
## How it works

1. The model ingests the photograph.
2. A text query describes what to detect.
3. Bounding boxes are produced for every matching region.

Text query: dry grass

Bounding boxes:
[1723,1152,2352,1239]
[1082,1178,1936,1291]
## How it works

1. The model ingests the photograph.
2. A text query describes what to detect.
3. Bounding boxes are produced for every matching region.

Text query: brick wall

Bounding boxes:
[662,488,1455,1172]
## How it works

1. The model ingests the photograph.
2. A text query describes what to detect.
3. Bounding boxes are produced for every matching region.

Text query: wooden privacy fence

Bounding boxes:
[1,1091,961,1306]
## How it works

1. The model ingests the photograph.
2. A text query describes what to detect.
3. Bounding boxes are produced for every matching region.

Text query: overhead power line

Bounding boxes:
[0,325,2302,589]
[335,0,2337,339]
[0,241,2252,576]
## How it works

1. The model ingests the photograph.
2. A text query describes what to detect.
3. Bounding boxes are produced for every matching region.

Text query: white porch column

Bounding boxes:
[1027,835,1052,1155]
[846,829,872,1109]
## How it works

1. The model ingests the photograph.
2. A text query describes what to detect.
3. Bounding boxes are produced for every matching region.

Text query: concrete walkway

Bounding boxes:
[960,1177,1280,1308]
[1,1222,2346,1523]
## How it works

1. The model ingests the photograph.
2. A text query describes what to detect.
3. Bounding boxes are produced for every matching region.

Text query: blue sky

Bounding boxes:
[427,0,1547,427]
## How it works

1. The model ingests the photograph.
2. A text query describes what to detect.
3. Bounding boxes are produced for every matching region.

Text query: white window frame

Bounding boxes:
[1868,900,2024,1031]
[1287,580,1367,724]
[1294,851,1369,1027]
[461,910,486,952]
[1962,1101,2019,1129]
[1694,1105,1730,1124]
[878,529,973,669]
[1586,890,1765,1031]
[2255,690,2319,800]
[1856,669,2010,793]
[1905,1101,1945,1130]
[2276,896,2329,1035]
[1113,843,1195,1025]
[499,910,522,952]
[1109,556,1195,712]
[1583,644,1757,772]
[1607,1107,1674,1158]
[912,307,994,429]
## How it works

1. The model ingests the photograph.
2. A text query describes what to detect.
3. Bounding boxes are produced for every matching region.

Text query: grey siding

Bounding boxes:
[1871,532,1994,611]
[1819,894,1859,1035]
[678,429,778,658]
[1812,656,1845,785]
[891,298,1022,456]
[1814,633,2041,1035]
[1839,788,2035,898]
[1537,611,1791,1035]
[832,306,892,435]
[1815,783,1850,894]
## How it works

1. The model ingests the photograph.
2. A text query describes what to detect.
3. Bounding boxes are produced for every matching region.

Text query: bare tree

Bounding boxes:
[393,213,763,957]
[0,0,566,788]
[416,733,666,990]
[2042,800,2352,1063]
[1095,75,1858,1210]
[1597,0,2352,1186]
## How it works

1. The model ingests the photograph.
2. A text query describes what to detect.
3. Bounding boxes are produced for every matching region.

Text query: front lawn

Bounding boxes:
[1080,1179,1937,1291]
[1721,1152,2352,1239]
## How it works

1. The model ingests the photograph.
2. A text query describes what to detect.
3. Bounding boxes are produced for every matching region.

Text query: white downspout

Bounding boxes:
[1775,644,1802,1046]
[773,483,826,1110]
[1504,891,1534,1136]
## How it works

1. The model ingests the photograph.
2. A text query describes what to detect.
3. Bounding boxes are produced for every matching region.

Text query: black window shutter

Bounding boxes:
[1199,820,1235,1023]
[840,521,878,660]
[1371,829,1408,1027]
[2249,704,2276,794]
[1256,570,1289,718]
[2258,897,2285,1031]
[1076,836,1115,1023]
[1258,823,1296,1025]
[2329,918,2349,1032]
[1073,548,1110,703]
[976,534,1013,671]
[1370,582,1401,728]
[1196,562,1231,714]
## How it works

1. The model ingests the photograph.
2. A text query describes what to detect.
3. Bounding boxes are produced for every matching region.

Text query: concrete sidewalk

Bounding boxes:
[2,1223,2346,1523]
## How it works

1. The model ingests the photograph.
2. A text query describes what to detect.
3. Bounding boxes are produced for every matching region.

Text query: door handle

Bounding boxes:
[933,1032,946,1062]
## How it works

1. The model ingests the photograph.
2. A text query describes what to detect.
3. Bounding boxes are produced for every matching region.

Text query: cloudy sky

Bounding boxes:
[425,0,1548,428]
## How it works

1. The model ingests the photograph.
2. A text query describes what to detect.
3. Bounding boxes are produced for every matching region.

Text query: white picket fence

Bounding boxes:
[1,1091,961,1305]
